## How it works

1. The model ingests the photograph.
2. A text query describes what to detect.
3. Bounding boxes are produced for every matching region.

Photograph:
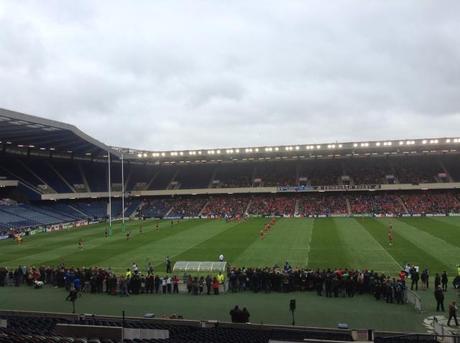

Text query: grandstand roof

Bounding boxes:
[122,136,460,164]
[2,108,459,164]
[0,108,119,159]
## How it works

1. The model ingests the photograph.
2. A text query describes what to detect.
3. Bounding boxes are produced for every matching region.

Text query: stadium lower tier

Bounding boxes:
[1,190,460,233]
[0,310,442,343]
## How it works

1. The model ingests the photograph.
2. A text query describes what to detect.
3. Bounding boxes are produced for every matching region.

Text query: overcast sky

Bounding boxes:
[1,1,459,151]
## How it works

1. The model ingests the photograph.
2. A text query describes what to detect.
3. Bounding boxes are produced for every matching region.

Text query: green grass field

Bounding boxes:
[1,217,460,274]
[1,217,460,332]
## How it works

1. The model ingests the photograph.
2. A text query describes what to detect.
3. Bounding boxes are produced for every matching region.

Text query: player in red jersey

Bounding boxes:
[388,224,393,246]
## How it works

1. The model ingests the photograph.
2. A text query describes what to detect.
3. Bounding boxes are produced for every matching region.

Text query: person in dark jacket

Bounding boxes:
[434,286,445,312]
[410,268,419,291]
[441,271,448,292]
[66,288,78,313]
[448,301,458,326]
[229,305,241,323]
[241,307,250,323]
[206,275,212,295]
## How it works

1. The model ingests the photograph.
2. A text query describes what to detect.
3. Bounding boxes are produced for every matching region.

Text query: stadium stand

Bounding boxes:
[247,195,297,216]
[297,193,349,216]
[201,195,250,217]
[0,311,356,343]
[1,109,460,236]
[167,197,208,218]
[2,153,460,194]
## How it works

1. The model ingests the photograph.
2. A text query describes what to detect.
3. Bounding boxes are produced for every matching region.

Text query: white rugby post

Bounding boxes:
[107,152,112,236]
[121,152,125,232]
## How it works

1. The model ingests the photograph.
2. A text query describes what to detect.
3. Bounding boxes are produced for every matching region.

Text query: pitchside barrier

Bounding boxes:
[405,288,422,312]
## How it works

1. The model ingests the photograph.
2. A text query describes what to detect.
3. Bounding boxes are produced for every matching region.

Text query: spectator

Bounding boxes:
[442,271,449,291]
[434,286,445,312]
[229,305,241,323]
[448,301,459,326]
[241,307,250,323]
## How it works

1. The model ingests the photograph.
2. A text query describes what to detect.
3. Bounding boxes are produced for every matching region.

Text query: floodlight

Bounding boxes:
[235,149,240,153]
[446,139,451,143]
[17,144,24,147]
[274,147,279,151]
[422,140,427,144]
[338,144,343,148]
[316,145,321,149]
[295,146,300,150]
[254,148,259,152]
[399,141,404,145]
[216,150,221,154]
[161,152,166,156]
[376,142,381,146]
[29,145,35,148]
[353,143,358,147]
[143,153,147,157]
[50,148,55,151]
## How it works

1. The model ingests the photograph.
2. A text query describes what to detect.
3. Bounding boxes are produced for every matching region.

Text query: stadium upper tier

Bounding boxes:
[1,108,460,199]
[1,153,460,198]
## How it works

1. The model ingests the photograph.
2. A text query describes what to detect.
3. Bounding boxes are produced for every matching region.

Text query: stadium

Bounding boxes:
[1,107,460,342]
[2,1,460,342]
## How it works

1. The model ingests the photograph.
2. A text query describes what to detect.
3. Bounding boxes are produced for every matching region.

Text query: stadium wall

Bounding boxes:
[40,182,460,200]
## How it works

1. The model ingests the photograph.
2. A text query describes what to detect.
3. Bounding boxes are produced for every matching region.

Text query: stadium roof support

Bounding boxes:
[0,108,120,159]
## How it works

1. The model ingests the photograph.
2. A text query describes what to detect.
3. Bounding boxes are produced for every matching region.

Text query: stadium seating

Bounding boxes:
[297,193,348,216]
[2,153,460,195]
[201,195,250,217]
[167,197,208,218]
[348,194,405,215]
[139,198,174,218]
[400,192,460,214]
[247,195,297,216]
[0,312,355,343]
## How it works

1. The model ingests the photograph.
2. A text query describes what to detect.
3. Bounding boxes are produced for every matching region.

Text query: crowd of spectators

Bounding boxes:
[226,264,406,304]
[348,194,406,216]
[0,264,225,297]
[138,198,174,218]
[134,191,460,219]
[1,262,411,307]
[297,194,348,216]
[201,196,250,218]
[401,192,460,214]
[167,198,208,218]
[247,196,296,217]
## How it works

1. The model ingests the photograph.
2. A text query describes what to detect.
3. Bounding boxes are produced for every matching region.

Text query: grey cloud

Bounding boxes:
[0,0,459,151]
